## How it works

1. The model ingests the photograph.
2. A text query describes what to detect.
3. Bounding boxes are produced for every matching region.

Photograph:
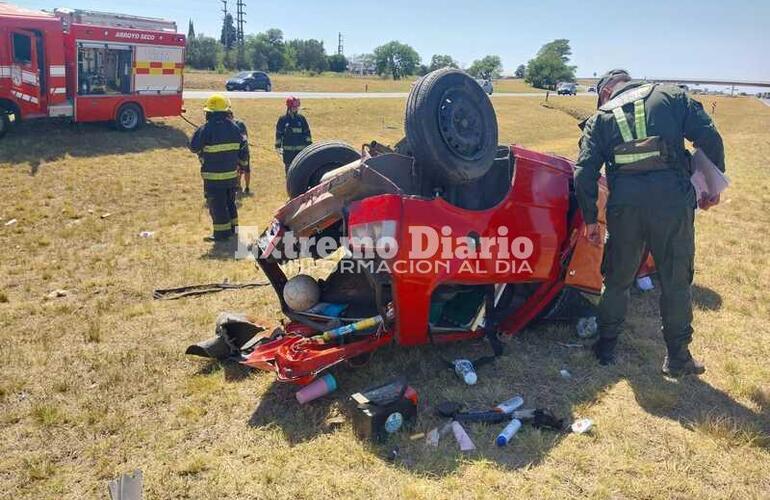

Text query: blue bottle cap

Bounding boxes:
[496,435,507,447]
[321,373,337,392]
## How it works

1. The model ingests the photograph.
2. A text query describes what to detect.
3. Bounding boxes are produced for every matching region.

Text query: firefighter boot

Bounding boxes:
[662,348,705,377]
[591,337,618,366]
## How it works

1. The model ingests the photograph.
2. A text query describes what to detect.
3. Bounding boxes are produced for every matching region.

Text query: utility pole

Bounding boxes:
[221,0,229,51]
[236,0,246,67]
[337,32,343,56]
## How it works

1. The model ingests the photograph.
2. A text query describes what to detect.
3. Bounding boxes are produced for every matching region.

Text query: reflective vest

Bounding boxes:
[189,115,248,189]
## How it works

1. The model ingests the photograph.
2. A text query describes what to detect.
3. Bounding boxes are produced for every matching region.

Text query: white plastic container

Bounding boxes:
[496,418,522,447]
[453,359,477,385]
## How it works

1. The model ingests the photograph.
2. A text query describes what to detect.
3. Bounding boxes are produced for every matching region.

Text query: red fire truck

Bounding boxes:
[0,3,185,139]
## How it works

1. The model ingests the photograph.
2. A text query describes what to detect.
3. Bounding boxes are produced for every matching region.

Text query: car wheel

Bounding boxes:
[246,82,255,92]
[266,83,272,92]
[0,113,10,139]
[115,103,143,131]
[286,141,361,197]
[405,68,497,185]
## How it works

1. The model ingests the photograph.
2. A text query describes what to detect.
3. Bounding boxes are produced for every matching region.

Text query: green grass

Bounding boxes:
[0,94,768,498]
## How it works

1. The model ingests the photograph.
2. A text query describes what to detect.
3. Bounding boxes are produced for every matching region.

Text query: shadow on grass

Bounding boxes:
[692,283,723,311]
[0,119,190,172]
[244,290,767,476]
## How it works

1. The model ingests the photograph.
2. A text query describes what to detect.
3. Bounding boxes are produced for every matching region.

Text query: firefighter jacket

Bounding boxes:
[274,112,312,153]
[189,113,249,190]
[574,82,725,224]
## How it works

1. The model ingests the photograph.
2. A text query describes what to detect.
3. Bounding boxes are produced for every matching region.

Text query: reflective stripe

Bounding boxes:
[291,127,304,133]
[202,143,241,153]
[282,145,306,151]
[231,218,239,225]
[201,170,238,180]
[213,222,233,231]
[49,65,66,77]
[634,100,647,139]
[615,151,661,164]
[238,159,249,166]
[612,107,634,143]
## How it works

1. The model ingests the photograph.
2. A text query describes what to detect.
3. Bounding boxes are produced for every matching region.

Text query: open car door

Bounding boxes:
[9,29,43,116]
[565,181,608,293]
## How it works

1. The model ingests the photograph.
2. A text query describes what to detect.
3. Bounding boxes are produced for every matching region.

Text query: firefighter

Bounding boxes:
[574,69,725,377]
[274,96,312,172]
[189,94,249,242]
[227,110,251,194]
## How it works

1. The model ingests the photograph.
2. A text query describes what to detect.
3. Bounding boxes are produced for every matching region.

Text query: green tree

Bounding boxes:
[245,29,287,72]
[187,20,195,40]
[327,53,348,73]
[525,39,576,89]
[467,55,503,80]
[289,39,328,73]
[220,13,237,50]
[429,54,458,72]
[373,41,420,80]
[514,64,526,78]
[186,34,222,70]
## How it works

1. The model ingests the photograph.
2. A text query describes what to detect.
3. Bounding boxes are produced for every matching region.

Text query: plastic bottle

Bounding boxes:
[494,395,524,414]
[451,421,476,451]
[495,418,522,447]
[453,359,477,385]
[295,373,337,404]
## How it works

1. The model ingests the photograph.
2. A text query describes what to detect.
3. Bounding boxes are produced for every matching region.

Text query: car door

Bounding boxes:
[9,30,43,115]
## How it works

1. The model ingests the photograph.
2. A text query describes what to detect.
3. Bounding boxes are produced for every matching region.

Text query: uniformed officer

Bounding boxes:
[574,69,725,377]
[274,96,312,172]
[189,94,249,242]
[227,110,251,194]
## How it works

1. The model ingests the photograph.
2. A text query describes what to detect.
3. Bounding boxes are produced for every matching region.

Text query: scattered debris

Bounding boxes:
[101,213,112,219]
[453,359,477,385]
[409,432,425,441]
[4,218,17,226]
[46,289,69,299]
[158,281,270,301]
[323,415,346,429]
[571,418,594,434]
[576,316,598,339]
[425,421,454,447]
[636,276,655,291]
[560,369,572,379]
[138,231,154,238]
[451,421,476,452]
[107,469,143,500]
[296,373,337,404]
[386,446,399,462]
[350,378,418,442]
[495,395,524,414]
[495,418,522,447]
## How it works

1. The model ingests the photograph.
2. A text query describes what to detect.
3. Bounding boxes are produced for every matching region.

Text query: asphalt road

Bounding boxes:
[183,90,594,100]
[760,98,770,107]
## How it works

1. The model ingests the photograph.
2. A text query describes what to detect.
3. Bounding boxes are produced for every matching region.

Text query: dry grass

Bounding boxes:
[184,70,543,94]
[0,94,768,498]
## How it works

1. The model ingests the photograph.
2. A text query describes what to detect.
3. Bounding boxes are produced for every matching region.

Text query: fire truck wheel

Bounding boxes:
[405,68,497,185]
[115,103,144,132]
[0,113,9,139]
[286,141,361,198]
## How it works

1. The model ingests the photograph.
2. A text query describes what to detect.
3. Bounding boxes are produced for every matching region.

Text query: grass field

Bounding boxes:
[184,70,543,94]
[0,94,768,498]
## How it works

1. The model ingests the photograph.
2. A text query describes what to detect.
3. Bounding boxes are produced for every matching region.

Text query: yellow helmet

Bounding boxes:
[203,94,231,113]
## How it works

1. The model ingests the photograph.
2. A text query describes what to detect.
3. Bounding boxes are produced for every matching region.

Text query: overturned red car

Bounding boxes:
[188,69,652,384]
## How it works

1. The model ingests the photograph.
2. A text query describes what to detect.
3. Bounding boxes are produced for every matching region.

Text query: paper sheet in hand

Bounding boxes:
[690,149,729,201]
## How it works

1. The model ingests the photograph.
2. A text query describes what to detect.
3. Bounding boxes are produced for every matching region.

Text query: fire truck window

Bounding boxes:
[12,33,32,64]
[77,46,133,96]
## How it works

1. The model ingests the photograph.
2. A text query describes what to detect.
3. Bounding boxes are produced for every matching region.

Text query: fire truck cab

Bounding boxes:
[0,3,185,138]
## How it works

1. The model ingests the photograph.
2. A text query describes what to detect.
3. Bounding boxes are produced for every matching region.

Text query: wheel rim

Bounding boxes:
[0,116,6,134]
[120,108,138,129]
[437,88,486,161]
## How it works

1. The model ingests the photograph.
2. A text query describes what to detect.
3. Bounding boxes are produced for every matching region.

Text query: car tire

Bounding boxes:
[115,103,143,132]
[247,82,255,92]
[286,141,361,198]
[266,83,272,92]
[405,68,497,185]
[0,113,10,139]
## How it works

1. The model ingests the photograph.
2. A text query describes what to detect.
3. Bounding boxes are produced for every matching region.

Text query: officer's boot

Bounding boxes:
[662,348,705,377]
[591,337,618,366]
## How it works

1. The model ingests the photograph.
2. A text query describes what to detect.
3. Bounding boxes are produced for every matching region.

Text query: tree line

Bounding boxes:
[186,20,577,88]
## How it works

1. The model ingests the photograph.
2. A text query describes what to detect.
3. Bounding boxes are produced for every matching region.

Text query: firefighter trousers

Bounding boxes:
[205,187,238,240]
[598,204,695,356]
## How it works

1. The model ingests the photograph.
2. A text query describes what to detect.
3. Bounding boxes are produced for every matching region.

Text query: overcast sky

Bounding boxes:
[20,0,770,80]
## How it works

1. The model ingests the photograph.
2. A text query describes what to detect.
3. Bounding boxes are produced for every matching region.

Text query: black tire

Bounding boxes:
[265,83,272,92]
[286,141,361,197]
[115,103,143,131]
[0,113,10,139]
[405,68,497,185]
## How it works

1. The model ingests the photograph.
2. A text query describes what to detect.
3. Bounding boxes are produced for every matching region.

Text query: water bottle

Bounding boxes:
[495,418,522,447]
[453,359,477,385]
[494,395,524,414]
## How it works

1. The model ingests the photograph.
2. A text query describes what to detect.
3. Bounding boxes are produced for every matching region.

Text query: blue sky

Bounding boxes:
[20,0,770,80]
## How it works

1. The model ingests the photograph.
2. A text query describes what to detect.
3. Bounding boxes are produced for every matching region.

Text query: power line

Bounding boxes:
[338,32,343,56]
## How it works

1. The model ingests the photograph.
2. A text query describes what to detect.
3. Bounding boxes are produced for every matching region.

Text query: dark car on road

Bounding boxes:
[226,71,272,92]
[557,82,577,95]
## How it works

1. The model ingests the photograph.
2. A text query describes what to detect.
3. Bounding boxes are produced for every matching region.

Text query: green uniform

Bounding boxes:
[574,81,724,359]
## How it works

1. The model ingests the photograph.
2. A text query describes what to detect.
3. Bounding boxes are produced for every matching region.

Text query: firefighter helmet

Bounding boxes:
[203,94,232,112]
[286,96,301,109]
[282,274,320,311]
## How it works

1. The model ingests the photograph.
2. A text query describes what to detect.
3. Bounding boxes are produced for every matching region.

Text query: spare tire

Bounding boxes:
[405,68,498,184]
[286,141,361,197]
